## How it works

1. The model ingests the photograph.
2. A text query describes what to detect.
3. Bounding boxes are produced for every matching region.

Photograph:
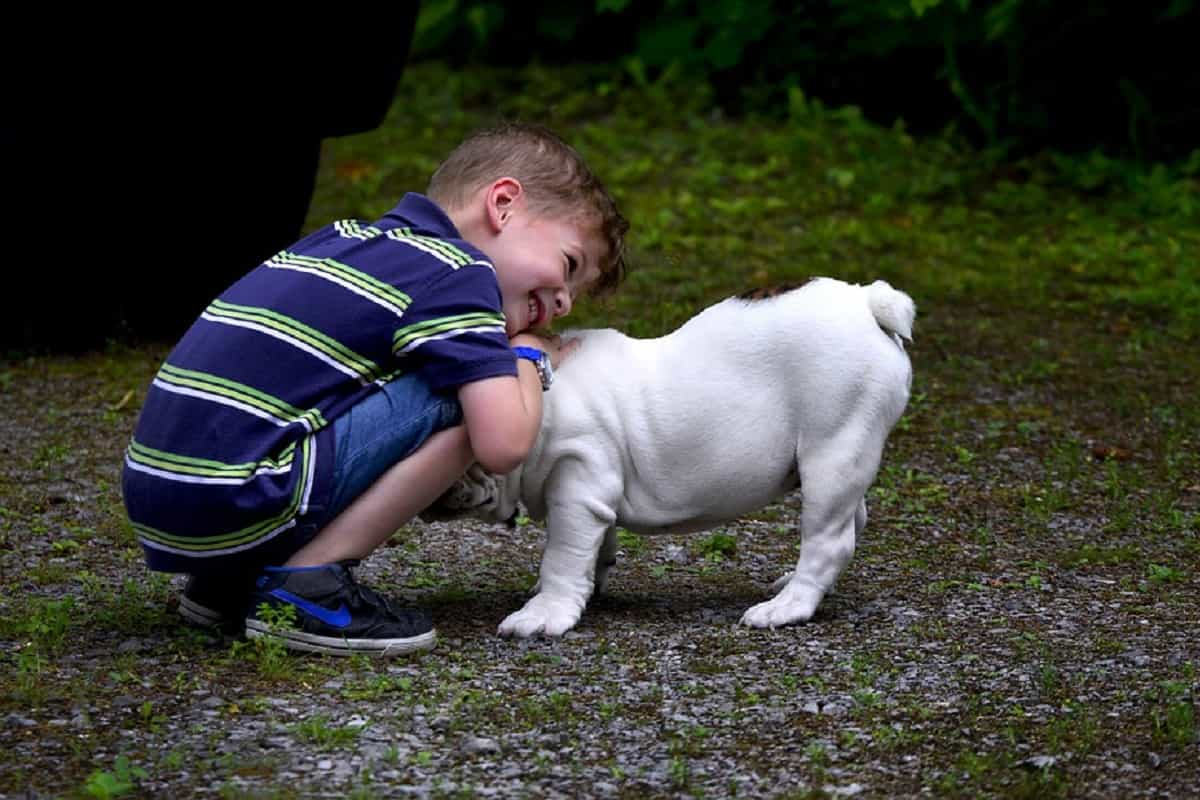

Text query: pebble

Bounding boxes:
[664,545,690,564]
[463,736,502,755]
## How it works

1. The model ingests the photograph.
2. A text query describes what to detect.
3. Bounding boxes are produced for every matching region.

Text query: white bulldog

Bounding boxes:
[432,277,915,637]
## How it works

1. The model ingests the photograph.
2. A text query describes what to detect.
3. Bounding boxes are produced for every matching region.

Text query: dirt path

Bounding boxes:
[1,306,1197,798]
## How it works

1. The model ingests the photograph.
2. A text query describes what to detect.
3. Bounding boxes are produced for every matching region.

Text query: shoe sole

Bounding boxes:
[244,620,436,656]
[179,595,241,631]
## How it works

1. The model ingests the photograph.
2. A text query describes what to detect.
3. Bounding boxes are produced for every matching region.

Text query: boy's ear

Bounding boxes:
[485,177,524,232]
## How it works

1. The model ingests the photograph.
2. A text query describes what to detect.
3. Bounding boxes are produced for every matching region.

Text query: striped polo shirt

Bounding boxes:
[122,193,517,571]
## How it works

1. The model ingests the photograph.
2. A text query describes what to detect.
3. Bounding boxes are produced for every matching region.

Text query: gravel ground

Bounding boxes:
[1,314,1197,798]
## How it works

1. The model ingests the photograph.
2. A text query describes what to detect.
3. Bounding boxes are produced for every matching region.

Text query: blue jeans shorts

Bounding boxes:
[320,374,463,527]
[188,376,462,576]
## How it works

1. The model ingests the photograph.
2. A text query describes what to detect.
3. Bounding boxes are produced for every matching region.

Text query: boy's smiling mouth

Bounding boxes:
[527,294,544,329]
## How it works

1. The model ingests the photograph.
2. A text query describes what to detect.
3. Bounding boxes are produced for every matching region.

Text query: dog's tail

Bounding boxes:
[866,280,916,342]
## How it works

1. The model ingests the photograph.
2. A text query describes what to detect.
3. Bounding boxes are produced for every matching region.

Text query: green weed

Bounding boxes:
[1152,677,1197,748]
[696,531,737,562]
[83,756,147,799]
[616,527,644,556]
[1146,563,1187,586]
[292,713,363,749]
[6,597,76,654]
[1059,542,1142,568]
[229,602,297,680]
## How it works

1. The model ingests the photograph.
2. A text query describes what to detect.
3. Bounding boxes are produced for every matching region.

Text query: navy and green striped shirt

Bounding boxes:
[122,194,517,571]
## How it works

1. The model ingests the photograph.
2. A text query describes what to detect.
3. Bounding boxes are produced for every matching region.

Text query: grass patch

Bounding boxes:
[292,714,363,749]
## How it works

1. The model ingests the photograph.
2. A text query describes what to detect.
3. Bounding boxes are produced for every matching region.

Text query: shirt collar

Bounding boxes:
[379,193,461,237]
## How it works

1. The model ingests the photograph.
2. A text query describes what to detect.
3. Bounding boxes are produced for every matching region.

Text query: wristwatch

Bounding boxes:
[512,346,554,391]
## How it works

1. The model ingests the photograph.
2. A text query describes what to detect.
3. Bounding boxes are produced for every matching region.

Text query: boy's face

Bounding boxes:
[488,202,604,337]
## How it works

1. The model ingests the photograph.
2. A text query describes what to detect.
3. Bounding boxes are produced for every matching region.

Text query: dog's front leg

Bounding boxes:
[498,484,616,638]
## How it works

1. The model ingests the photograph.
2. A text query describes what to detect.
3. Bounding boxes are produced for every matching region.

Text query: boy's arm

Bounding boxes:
[458,334,574,474]
[458,364,544,475]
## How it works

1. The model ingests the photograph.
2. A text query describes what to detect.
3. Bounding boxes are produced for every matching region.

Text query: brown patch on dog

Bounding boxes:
[736,279,818,301]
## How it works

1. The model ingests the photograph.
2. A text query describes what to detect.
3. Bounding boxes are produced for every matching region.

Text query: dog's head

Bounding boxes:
[419,463,523,526]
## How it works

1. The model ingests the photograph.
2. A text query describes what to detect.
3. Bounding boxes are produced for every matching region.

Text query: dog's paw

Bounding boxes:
[497,594,583,638]
[740,580,823,629]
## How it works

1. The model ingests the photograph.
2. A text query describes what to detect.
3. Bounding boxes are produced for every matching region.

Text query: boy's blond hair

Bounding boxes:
[427,122,628,295]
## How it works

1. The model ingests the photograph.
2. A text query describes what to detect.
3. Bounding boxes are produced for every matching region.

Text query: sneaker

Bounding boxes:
[245,561,436,656]
[178,572,256,633]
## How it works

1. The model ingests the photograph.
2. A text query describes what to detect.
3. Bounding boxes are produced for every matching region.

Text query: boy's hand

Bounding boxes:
[511,332,580,368]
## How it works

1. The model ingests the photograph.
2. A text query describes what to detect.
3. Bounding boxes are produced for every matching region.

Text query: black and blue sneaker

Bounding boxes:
[178,572,256,634]
[245,561,436,656]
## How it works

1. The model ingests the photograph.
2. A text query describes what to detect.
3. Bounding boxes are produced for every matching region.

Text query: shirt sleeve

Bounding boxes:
[393,263,517,391]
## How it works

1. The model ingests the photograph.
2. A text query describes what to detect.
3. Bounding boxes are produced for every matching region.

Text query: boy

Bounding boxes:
[122,123,628,656]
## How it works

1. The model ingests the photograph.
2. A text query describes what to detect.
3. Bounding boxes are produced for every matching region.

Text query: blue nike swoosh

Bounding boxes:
[269,589,352,628]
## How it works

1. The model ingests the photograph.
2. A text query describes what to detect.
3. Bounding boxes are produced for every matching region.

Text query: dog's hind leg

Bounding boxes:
[770,497,867,594]
[742,431,881,629]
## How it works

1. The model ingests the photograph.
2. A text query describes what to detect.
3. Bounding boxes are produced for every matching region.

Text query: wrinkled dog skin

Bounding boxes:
[431,278,915,637]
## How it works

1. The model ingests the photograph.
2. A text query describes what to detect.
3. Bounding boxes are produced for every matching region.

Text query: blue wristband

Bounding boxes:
[512,346,544,362]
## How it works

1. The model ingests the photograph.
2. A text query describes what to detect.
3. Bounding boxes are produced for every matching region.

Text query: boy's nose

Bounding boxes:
[554,290,572,318]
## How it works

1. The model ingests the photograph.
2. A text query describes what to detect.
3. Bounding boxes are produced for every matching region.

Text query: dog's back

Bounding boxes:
[673,277,913,403]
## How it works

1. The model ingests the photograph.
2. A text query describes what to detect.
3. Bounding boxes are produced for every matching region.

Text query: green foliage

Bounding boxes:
[12,648,47,705]
[292,713,363,748]
[5,597,76,654]
[1146,563,1187,586]
[87,574,174,635]
[409,1,1198,162]
[631,0,774,73]
[1151,674,1197,748]
[696,531,737,562]
[615,528,644,556]
[84,756,147,799]
[229,602,298,680]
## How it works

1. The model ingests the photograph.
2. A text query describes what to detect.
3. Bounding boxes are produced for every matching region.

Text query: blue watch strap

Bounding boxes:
[512,345,552,390]
[512,346,545,362]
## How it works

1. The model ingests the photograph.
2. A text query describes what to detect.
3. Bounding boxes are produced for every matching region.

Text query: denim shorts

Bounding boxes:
[321,374,463,525]
[185,376,462,576]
